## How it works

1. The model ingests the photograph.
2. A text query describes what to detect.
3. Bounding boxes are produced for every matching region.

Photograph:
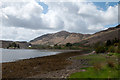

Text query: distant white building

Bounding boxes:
[28,45,32,48]
[50,45,54,47]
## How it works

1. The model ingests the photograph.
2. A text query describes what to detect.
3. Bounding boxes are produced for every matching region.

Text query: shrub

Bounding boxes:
[107,61,115,68]
[112,38,119,44]
[114,47,119,53]
[7,42,20,48]
[93,63,102,70]
[118,43,120,53]
[108,46,115,53]
[66,43,72,47]
[108,53,113,56]
[106,40,112,46]
[95,46,106,53]
[114,43,119,46]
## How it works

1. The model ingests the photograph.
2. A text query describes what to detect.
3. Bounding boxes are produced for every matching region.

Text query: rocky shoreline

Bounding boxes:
[2,50,91,78]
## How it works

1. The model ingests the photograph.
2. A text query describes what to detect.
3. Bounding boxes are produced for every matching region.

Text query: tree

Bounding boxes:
[112,38,119,44]
[17,44,20,48]
[106,40,111,46]
[54,44,58,47]
[12,42,17,48]
[66,43,72,47]
[95,46,106,53]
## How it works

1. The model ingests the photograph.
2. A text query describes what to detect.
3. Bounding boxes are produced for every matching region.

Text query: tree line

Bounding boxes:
[7,42,20,49]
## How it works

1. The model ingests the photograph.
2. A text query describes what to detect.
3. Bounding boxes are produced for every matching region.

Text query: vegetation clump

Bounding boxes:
[31,42,91,50]
[93,63,102,71]
[7,42,20,49]
[107,61,115,68]
[94,38,120,54]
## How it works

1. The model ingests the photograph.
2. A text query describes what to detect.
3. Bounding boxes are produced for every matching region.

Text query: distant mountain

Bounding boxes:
[80,25,120,45]
[0,40,30,49]
[30,31,91,45]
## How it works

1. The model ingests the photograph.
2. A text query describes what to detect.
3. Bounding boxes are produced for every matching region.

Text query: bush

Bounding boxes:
[106,40,111,46]
[93,63,102,70]
[107,53,113,56]
[118,43,120,53]
[66,43,72,47]
[94,38,120,54]
[95,46,106,53]
[112,38,119,44]
[8,42,20,49]
[107,61,115,68]
[108,46,115,53]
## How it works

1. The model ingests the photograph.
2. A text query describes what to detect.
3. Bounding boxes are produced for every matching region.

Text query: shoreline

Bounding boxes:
[1,49,82,63]
[2,50,91,78]
[2,48,83,53]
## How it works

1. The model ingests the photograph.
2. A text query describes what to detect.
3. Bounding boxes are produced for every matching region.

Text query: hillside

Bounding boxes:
[30,25,120,46]
[81,25,120,45]
[30,31,91,45]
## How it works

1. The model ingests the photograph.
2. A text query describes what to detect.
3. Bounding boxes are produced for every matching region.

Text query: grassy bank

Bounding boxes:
[69,53,120,78]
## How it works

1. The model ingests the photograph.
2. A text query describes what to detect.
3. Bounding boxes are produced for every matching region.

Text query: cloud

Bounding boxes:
[1,1,65,30]
[0,1,118,41]
[2,1,49,30]
[1,26,56,41]
[44,2,118,33]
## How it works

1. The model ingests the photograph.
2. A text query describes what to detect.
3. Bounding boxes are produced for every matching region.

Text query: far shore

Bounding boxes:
[2,48,83,51]
[2,50,91,78]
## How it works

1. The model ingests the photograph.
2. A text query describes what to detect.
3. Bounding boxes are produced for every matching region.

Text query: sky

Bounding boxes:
[0,0,119,41]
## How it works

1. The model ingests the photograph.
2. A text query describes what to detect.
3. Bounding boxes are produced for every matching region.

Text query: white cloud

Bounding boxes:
[0,1,118,41]
[1,26,56,41]
[43,2,118,33]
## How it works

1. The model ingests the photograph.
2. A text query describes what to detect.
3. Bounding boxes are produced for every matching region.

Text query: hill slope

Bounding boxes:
[30,25,120,46]
[30,31,91,45]
[80,25,120,45]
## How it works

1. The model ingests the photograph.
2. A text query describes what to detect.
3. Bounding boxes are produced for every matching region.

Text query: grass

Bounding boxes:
[73,54,107,65]
[69,67,119,78]
[69,53,120,78]
[107,52,120,56]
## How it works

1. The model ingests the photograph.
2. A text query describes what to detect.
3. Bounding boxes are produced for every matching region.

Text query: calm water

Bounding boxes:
[0,49,61,63]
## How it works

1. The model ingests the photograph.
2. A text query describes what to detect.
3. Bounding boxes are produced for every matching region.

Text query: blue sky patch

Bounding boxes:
[105,24,118,28]
[38,2,48,14]
[93,2,118,11]
[38,2,118,14]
